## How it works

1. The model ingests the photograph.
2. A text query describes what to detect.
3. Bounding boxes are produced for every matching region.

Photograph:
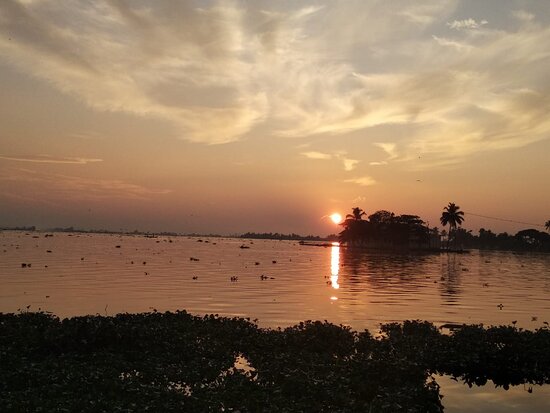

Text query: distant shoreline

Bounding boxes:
[2,228,549,253]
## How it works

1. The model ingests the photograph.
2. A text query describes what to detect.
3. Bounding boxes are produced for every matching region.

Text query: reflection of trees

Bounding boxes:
[438,254,462,303]
[338,248,465,304]
[340,248,433,291]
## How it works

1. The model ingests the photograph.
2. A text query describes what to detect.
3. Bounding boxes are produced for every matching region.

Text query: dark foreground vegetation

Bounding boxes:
[2,312,549,412]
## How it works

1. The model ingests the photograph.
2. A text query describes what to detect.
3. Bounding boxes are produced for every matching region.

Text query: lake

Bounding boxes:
[1,231,549,411]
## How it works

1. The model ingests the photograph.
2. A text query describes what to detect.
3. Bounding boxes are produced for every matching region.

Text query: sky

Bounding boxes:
[0,0,549,235]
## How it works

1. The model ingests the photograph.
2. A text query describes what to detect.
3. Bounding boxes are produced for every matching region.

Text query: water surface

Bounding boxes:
[2,232,548,331]
[1,231,549,412]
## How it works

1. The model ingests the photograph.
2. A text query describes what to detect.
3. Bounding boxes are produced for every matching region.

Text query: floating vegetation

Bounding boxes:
[1,313,548,412]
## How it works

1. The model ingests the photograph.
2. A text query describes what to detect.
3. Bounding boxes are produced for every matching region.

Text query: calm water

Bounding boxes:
[1,231,550,411]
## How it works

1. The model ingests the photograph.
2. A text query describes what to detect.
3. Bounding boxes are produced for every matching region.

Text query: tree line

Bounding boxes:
[339,203,550,252]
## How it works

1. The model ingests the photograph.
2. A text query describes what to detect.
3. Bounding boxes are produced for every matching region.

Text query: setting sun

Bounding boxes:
[330,213,342,224]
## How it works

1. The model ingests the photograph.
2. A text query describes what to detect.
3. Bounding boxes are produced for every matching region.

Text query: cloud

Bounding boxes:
[344,176,376,186]
[340,156,359,171]
[1,0,549,167]
[447,18,488,30]
[432,35,473,51]
[0,155,103,164]
[0,0,456,145]
[511,10,534,22]
[373,143,398,160]
[0,168,171,201]
[301,151,359,171]
[369,161,388,166]
[301,151,332,160]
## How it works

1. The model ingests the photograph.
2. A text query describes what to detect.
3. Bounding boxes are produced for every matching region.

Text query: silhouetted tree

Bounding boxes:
[339,208,430,249]
[546,220,550,232]
[368,210,395,224]
[440,203,465,249]
[346,207,366,221]
[515,229,550,250]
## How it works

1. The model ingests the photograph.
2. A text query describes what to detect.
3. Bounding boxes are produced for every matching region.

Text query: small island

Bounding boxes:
[338,204,550,253]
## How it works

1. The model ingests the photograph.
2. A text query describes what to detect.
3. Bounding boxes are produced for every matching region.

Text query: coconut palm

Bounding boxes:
[546,220,550,232]
[440,203,465,249]
[346,207,366,221]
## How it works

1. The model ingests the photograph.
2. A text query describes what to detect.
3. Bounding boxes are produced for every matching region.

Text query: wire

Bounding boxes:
[464,212,545,228]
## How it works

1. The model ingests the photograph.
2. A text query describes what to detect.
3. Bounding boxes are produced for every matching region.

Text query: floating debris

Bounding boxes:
[190,257,200,262]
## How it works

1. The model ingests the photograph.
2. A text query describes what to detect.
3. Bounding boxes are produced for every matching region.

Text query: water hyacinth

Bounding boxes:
[1,312,549,412]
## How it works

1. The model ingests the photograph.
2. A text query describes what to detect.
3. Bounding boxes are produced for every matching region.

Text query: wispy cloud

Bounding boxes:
[301,151,332,160]
[373,143,398,160]
[301,151,359,171]
[511,10,534,22]
[432,35,473,51]
[447,18,488,30]
[1,1,549,167]
[344,176,376,187]
[0,155,103,164]
[340,156,359,172]
[0,168,171,201]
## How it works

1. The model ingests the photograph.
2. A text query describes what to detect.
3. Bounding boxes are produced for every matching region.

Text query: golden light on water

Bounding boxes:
[330,243,340,289]
[330,213,342,224]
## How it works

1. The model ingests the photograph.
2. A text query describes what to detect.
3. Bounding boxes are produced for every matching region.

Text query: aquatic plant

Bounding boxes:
[1,312,549,412]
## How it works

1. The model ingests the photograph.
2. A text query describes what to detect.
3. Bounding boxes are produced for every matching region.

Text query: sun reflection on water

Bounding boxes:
[330,242,340,290]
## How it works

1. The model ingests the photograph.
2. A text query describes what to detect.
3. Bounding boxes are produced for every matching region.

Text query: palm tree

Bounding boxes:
[346,207,366,221]
[440,202,465,249]
[546,220,550,233]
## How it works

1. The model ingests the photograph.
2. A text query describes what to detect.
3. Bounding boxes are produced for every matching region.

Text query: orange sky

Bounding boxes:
[1,1,549,235]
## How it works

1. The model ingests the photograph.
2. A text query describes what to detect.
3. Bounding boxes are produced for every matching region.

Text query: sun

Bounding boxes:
[330,213,342,224]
